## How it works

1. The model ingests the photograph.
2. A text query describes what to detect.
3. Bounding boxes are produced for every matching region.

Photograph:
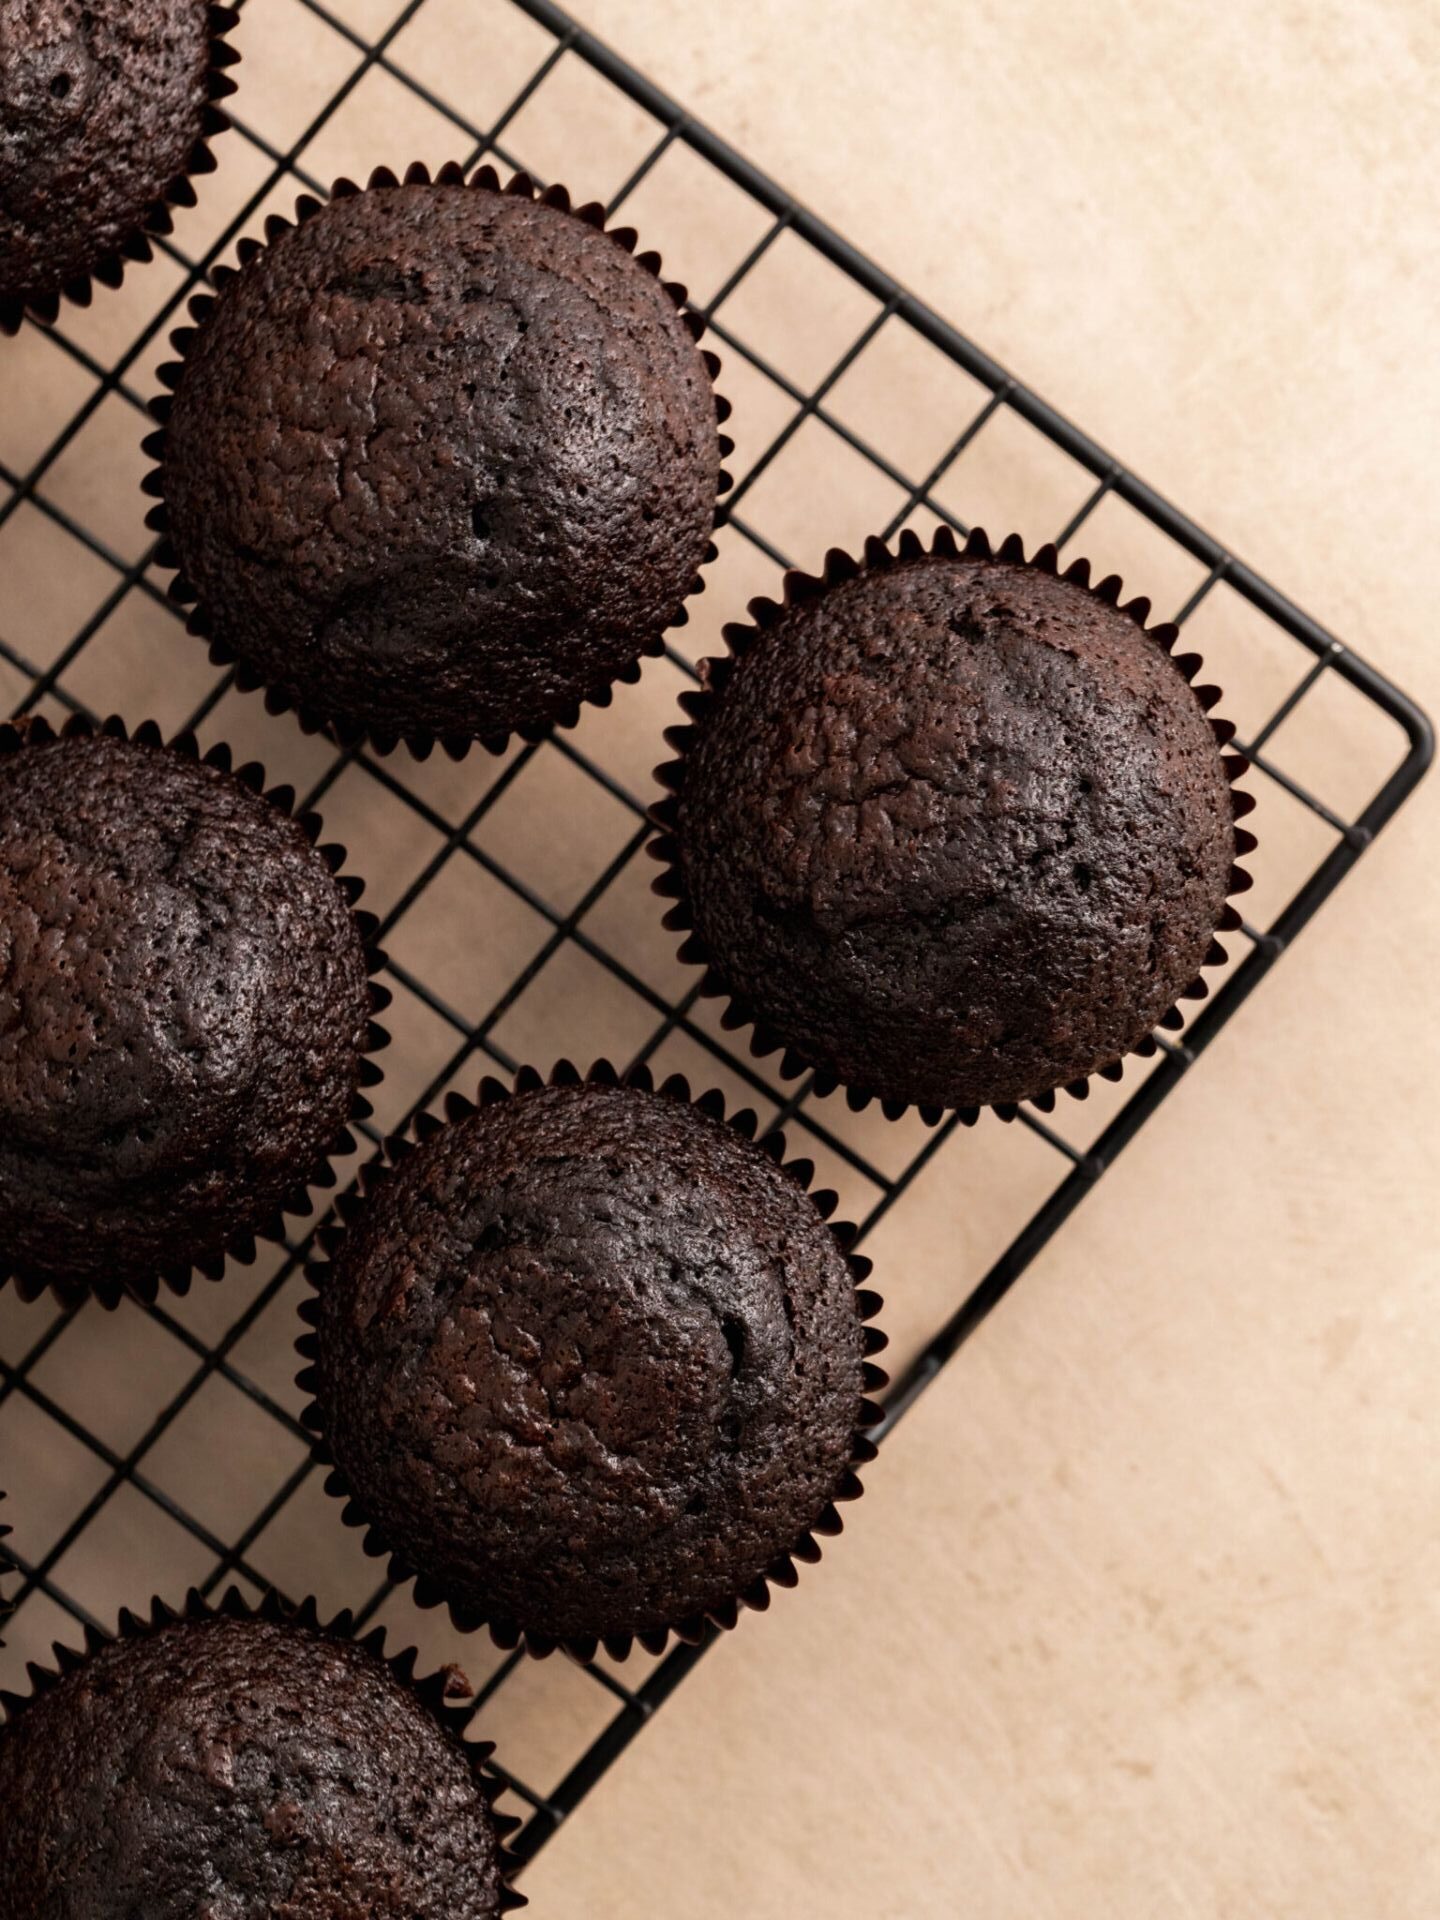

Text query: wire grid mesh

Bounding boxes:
[0,0,1431,1871]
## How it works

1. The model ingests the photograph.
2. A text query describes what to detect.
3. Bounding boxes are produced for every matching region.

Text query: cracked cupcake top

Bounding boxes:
[0,0,213,306]
[159,180,720,744]
[313,1081,864,1643]
[0,1610,507,1918]
[674,551,1236,1110]
[0,729,371,1295]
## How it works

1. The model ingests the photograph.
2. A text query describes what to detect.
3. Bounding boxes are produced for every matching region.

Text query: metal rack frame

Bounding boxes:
[0,0,1431,1872]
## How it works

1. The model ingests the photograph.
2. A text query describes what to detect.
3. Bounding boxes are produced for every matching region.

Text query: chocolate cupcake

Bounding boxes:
[300,1064,885,1658]
[146,162,731,756]
[652,528,1255,1117]
[0,1,238,335]
[0,716,388,1307]
[0,1591,523,1916]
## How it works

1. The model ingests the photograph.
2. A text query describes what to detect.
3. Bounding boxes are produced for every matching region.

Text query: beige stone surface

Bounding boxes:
[0,1,1436,1915]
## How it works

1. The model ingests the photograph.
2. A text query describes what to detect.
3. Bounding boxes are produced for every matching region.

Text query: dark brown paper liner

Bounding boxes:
[0,7,241,338]
[141,159,734,761]
[296,1058,888,1665]
[0,711,391,1312]
[0,1585,527,1911]
[647,524,1259,1126]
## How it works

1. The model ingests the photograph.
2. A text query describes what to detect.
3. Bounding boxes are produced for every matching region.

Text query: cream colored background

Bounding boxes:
[0,1,1436,1916]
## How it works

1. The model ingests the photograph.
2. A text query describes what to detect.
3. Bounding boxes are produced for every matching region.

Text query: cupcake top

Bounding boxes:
[666,540,1239,1112]
[0,1607,510,1918]
[0,0,222,323]
[156,172,722,749]
[310,1079,869,1646]
[0,725,374,1300]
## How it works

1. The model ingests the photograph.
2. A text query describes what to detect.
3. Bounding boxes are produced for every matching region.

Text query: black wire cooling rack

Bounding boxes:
[0,0,1432,1873]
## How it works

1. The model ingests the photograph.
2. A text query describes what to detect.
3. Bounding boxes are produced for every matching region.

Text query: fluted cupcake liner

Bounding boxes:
[0,711,392,1311]
[296,1056,889,1665]
[0,1584,527,1910]
[647,523,1258,1128]
[141,159,735,761]
[0,6,241,338]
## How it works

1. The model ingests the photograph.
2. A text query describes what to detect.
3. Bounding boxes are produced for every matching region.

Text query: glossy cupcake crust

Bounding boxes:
[0,0,221,313]
[0,1609,509,1918]
[158,175,721,746]
[670,544,1240,1111]
[0,728,372,1295]
[313,1080,867,1643]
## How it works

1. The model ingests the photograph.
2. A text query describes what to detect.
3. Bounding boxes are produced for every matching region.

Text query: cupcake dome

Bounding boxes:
[657,531,1249,1114]
[305,1072,879,1651]
[0,0,236,332]
[0,721,380,1302]
[152,166,725,752]
[0,1600,517,1917]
